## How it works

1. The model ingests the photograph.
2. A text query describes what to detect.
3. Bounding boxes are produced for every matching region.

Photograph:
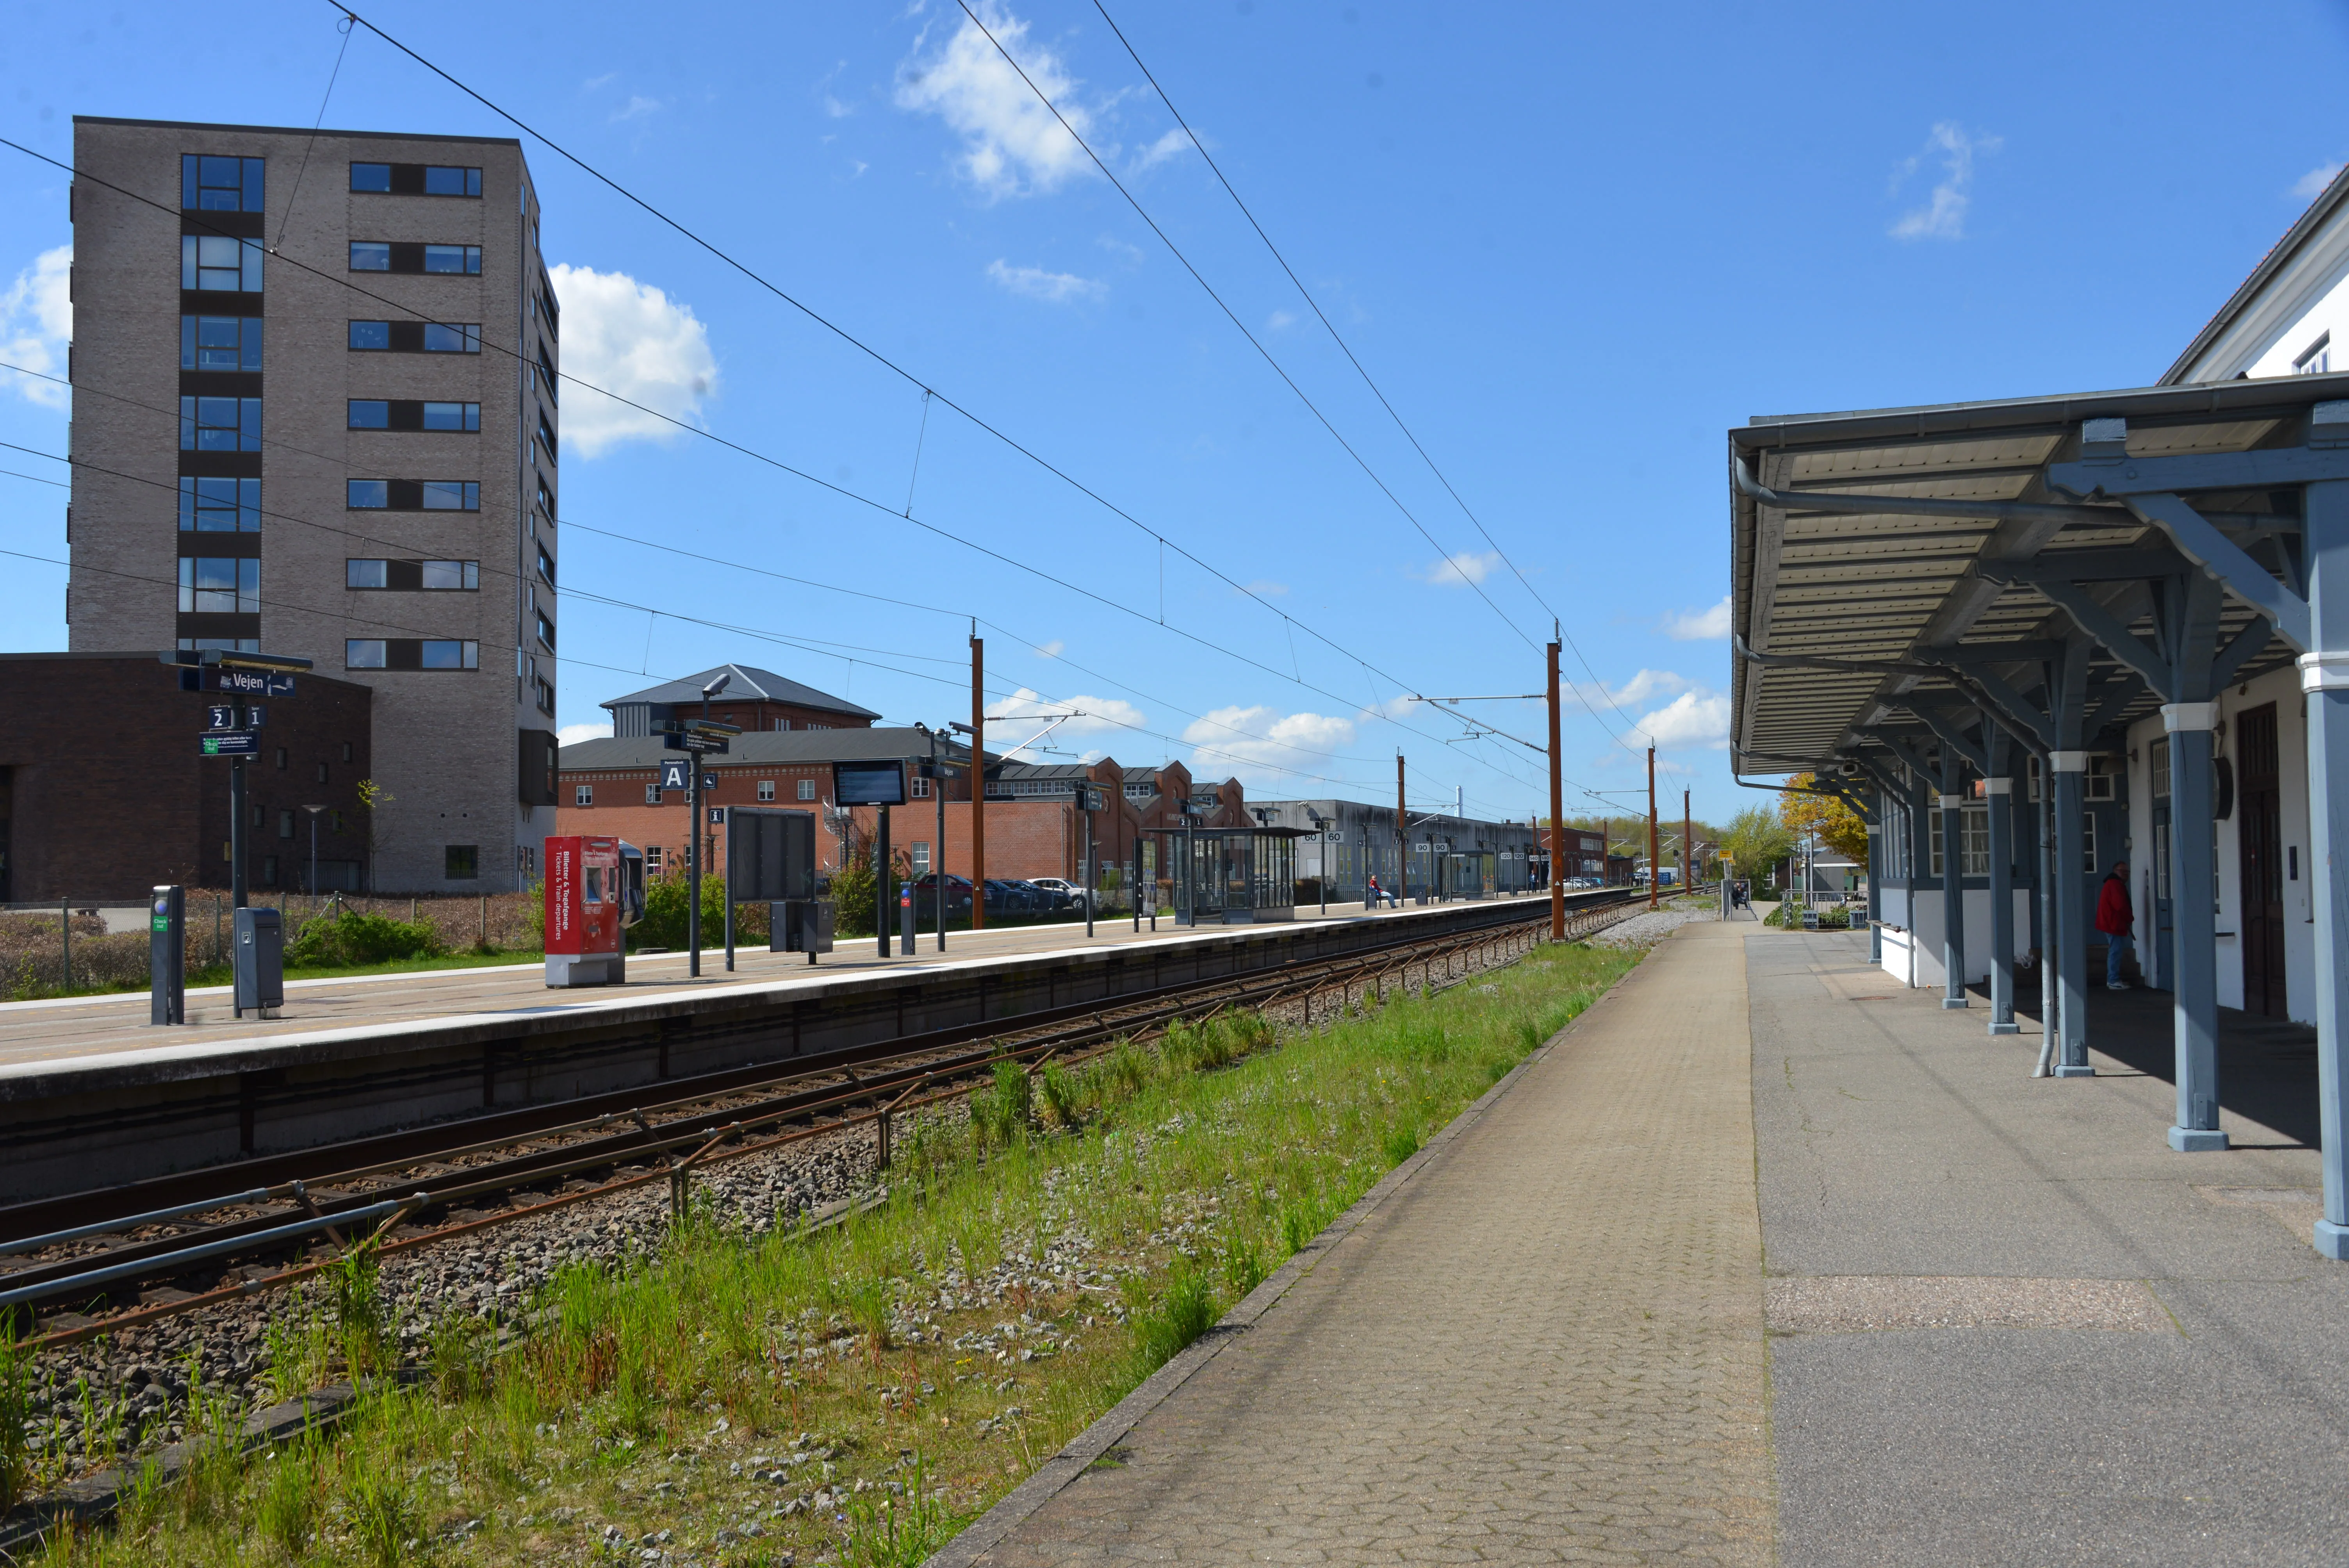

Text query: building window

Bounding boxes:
[350,242,483,275]
[315,762,328,784]
[2150,738,2170,799]
[575,784,593,806]
[2298,333,2332,375]
[536,611,555,650]
[180,396,261,451]
[346,559,480,590]
[262,855,278,887]
[278,809,295,839]
[536,477,557,524]
[1925,805,1989,878]
[178,557,258,614]
[274,747,287,771]
[348,320,483,353]
[645,784,661,805]
[757,780,776,802]
[344,638,478,670]
[539,346,558,406]
[347,400,481,433]
[537,414,558,464]
[183,154,264,212]
[797,779,816,801]
[911,775,932,799]
[535,676,556,715]
[2082,812,2099,874]
[912,842,932,877]
[179,476,260,532]
[646,845,663,871]
[536,544,555,585]
[347,479,481,511]
[181,315,262,372]
[445,845,479,880]
[340,743,353,763]
[351,162,483,197]
[183,234,263,292]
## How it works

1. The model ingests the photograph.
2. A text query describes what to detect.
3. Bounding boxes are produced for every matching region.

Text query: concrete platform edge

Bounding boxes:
[919,943,1639,1568]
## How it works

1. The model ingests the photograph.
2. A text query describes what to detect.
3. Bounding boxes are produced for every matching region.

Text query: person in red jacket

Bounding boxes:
[2096,859,2135,990]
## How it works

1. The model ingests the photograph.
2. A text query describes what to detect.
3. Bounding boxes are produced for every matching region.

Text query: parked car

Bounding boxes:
[1027,877,1092,911]
[1014,879,1069,911]
[982,878,1037,912]
[905,873,973,912]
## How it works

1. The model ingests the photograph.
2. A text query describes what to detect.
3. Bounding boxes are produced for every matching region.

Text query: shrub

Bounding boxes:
[971,1060,1033,1146]
[631,870,732,952]
[1038,1062,1082,1129]
[285,909,446,968]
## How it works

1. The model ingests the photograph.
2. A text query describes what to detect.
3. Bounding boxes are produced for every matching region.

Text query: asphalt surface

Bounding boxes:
[1748,928,2347,1566]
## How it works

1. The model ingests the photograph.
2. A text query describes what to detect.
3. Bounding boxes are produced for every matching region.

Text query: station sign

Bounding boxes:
[833,759,907,807]
[205,704,266,731]
[658,759,691,791]
[663,730,731,755]
[200,732,261,757]
[205,669,296,698]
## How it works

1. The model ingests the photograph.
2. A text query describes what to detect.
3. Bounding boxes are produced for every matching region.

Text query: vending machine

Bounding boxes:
[544,836,647,987]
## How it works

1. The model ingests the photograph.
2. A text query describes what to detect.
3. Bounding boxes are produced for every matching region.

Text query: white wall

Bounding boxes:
[1875,887,2034,989]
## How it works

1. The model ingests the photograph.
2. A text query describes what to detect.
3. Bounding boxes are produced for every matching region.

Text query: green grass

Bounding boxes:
[16,938,1637,1566]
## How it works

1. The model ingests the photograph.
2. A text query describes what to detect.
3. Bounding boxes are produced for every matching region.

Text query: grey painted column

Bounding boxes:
[2034,766,2060,1076]
[1939,751,1968,1009]
[2052,752,2094,1074]
[1866,814,1883,966]
[1986,766,2018,1035]
[2165,706,2226,1150]
[2305,478,2349,1257]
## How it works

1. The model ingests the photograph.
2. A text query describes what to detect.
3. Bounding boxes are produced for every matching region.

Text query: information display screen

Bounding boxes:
[833,759,907,806]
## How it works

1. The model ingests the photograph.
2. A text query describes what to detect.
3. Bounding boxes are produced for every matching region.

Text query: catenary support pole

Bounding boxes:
[2304,477,2349,1257]
[1647,747,1659,910]
[969,631,986,932]
[1682,788,1691,896]
[686,761,702,978]
[1396,754,1408,905]
[1939,747,1968,1009]
[1986,735,2018,1034]
[1547,638,1564,940]
[934,726,948,953]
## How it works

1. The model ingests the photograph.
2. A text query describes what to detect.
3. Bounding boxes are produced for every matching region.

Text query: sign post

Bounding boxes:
[149,884,184,1026]
[832,759,909,958]
[662,715,738,977]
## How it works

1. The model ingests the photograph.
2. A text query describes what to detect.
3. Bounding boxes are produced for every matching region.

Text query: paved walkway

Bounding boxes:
[967,920,1773,1565]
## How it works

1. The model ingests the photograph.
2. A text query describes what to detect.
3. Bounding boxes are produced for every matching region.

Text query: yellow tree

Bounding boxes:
[1781,775,1870,863]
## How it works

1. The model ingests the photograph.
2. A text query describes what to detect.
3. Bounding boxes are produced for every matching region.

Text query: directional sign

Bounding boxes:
[702,773,718,791]
[663,731,731,755]
[658,759,690,791]
[200,732,261,757]
[206,704,267,731]
[206,669,296,698]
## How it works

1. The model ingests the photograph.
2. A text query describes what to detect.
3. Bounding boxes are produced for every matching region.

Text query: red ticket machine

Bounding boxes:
[544,836,646,987]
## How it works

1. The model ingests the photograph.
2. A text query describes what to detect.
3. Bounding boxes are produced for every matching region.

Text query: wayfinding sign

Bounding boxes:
[658,759,691,791]
[833,759,907,806]
[205,669,296,698]
[200,732,261,757]
[663,730,731,755]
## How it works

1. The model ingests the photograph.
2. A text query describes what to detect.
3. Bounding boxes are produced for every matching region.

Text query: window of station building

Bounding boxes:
[182,396,261,451]
[278,809,295,840]
[424,322,481,353]
[349,242,392,272]
[445,844,479,880]
[537,414,558,463]
[179,476,260,532]
[423,640,478,669]
[178,557,258,614]
[797,779,816,801]
[350,163,483,197]
[183,154,265,212]
[535,675,555,715]
[536,477,557,524]
[2298,332,2332,376]
[575,784,593,807]
[757,780,775,802]
[181,315,261,372]
[182,234,263,292]
[422,481,479,510]
[262,855,279,887]
[273,748,287,771]
[911,843,931,878]
[348,400,389,429]
[345,559,480,591]
[645,845,664,871]
[341,743,354,763]
[645,783,661,805]
[911,775,932,799]
[422,560,479,590]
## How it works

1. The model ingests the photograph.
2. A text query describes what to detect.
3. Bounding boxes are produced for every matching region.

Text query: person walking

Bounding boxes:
[2096,859,2135,990]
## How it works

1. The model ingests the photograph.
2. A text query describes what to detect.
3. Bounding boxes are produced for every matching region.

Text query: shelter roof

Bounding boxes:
[598,663,879,720]
[559,727,954,771]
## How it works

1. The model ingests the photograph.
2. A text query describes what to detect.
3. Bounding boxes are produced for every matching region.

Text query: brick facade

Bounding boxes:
[0,653,372,900]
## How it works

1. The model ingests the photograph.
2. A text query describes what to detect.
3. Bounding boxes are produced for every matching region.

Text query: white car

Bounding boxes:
[1026,878,1092,910]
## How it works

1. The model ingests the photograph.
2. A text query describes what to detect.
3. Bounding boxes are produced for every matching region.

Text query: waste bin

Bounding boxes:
[233,905,284,1016]
[771,899,835,963]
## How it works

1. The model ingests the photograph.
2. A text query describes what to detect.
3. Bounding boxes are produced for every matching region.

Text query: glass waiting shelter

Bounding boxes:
[1153,825,1309,925]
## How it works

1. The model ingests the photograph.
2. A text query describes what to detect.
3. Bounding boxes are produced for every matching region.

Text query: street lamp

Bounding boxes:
[689,671,731,977]
[301,805,328,905]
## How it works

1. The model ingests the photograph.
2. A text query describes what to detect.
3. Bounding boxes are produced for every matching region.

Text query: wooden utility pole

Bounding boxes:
[969,631,986,931]
[1682,788,1692,896]
[1546,638,1564,941]
[1647,745,1659,910]
[1395,753,1408,905]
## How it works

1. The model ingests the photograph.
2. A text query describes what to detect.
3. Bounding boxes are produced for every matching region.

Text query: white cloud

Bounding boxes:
[2294,160,2344,201]
[1266,309,1296,331]
[986,258,1106,303]
[895,2,1096,199]
[546,264,718,458]
[1889,121,2000,241]
[1135,127,1192,169]
[0,245,72,409]
[1659,595,1731,640]
[611,95,660,123]
[1633,688,1731,750]
[1419,551,1500,588]
[557,721,611,748]
[986,686,1145,738]
[1182,705,1355,782]
[1034,639,1064,657]
[581,72,617,91]
[1240,579,1288,597]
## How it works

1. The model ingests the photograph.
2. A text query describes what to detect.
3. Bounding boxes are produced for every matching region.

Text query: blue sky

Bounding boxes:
[4,0,2347,824]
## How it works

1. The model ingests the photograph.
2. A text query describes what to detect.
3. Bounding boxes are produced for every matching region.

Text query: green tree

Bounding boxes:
[1720,805,1795,883]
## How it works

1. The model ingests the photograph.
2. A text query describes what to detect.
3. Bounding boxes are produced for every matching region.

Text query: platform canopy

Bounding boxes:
[1727,373,2343,773]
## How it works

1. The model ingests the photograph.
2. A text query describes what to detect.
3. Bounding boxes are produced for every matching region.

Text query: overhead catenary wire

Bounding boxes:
[265,16,1573,775]
[1085,0,1650,751]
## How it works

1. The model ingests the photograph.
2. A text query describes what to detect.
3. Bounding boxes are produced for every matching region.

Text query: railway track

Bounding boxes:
[2,894,1643,1351]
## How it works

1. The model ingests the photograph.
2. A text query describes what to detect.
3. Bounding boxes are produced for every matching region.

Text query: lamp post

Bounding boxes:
[301,805,328,909]
[689,671,731,977]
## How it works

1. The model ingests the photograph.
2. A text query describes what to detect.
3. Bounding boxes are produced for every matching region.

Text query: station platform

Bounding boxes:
[948,923,2346,1566]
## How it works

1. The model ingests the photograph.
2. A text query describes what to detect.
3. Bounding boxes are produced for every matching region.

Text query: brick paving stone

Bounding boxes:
[966,923,1772,1566]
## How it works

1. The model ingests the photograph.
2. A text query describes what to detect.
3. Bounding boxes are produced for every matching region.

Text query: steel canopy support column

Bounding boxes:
[2165,703,2226,1149]
[1939,747,1968,1009]
[1866,816,1883,966]
[2052,752,2093,1074]
[1987,755,2018,1034]
[2304,477,2349,1257]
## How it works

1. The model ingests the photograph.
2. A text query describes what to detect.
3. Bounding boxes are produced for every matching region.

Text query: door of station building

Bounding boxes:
[2150,738,2173,993]
[2237,703,2287,1019]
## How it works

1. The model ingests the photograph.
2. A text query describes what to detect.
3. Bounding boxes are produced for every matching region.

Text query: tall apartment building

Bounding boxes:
[68,116,561,892]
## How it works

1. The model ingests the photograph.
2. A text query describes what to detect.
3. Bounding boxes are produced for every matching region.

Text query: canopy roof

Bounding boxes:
[1727,372,2349,772]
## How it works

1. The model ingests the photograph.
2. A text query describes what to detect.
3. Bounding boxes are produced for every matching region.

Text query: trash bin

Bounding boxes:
[771,899,835,962]
[233,905,284,1016]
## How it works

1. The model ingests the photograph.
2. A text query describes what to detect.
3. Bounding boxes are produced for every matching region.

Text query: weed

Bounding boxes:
[1281,1202,1323,1256]
[328,1245,390,1379]
[1130,1270,1219,1376]
[1038,1062,1082,1129]
[1101,1039,1152,1100]
[429,1310,494,1400]
[0,1332,27,1512]
[256,1441,322,1555]
[972,1059,1033,1146]
[1382,1126,1422,1165]
[1219,1235,1267,1302]
[348,1467,417,1566]
[840,1454,962,1567]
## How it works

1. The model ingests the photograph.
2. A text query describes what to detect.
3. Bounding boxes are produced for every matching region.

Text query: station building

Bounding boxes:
[1245,800,1545,901]
[1726,162,2349,1257]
